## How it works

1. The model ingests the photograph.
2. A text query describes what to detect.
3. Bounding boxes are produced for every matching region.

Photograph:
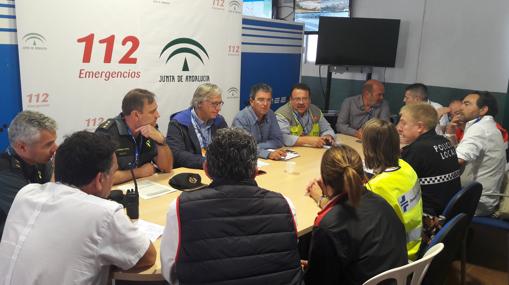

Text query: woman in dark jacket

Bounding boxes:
[303,145,408,285]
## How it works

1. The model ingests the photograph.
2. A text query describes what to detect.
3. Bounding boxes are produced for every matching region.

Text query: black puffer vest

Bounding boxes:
[175,179,303,285]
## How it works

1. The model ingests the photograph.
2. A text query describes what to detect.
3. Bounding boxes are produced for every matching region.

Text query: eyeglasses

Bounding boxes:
[208,101,224,108]
[291,97,309,103]
[255,98,272,104]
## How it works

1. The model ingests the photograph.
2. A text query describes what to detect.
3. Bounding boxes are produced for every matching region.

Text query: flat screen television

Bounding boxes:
[243,0,273,18]
[316,17,401,67]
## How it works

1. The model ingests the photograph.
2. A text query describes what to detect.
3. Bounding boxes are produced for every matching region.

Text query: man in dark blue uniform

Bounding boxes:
[0,111,57,236]
[96,89,173,184]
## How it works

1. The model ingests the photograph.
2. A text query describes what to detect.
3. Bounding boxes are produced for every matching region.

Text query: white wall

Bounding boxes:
[418,0,509,92]
[302,0,509,93]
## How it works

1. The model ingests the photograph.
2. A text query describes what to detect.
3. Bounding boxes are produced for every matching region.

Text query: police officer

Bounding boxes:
[96,88,173,184]
[0,111,57,236]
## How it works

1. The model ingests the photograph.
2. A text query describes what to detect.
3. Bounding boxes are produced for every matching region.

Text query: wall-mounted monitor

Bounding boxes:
[243,0,273,18]
[294,0,350,32]
[316,17,401,67]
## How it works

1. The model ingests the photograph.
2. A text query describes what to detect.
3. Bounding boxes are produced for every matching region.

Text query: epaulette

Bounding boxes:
[0,152,22,171]
[97,119,115,130]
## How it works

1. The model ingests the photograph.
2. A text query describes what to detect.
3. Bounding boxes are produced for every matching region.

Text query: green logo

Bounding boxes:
[229,0,241,11]
[160,38,209,71]
[22,33,46,47]
[227,87,239,98]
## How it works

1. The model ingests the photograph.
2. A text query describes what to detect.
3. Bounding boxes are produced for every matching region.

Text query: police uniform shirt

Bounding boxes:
[401,129,462,216]
[0,148,52,217]
[95,114,158,170]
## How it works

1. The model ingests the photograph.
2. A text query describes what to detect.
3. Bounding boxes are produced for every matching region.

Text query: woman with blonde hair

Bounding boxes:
[362,118,423,260]
[304,145,407,285]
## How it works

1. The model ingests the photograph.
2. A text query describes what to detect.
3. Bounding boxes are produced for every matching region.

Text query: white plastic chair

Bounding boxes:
[362,243,444,285]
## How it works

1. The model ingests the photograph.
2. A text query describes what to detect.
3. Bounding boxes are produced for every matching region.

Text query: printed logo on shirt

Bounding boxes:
[432,141,456,160]
[398,182,421,212]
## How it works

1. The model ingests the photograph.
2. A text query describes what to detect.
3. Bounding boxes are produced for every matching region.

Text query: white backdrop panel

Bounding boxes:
[16,0,242,140]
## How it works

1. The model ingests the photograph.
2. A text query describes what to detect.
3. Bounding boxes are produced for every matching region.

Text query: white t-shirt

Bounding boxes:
[456,116,506,216]
[0,182,150,285]
[160,195,297,283]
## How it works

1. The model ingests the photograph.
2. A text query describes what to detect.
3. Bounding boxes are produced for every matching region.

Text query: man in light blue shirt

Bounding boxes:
[275,83,335,147]
[232,83,286,160]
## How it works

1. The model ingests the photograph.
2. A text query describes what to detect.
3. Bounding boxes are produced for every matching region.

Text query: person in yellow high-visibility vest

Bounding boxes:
[362,118,423,261]
[275,83,335,148]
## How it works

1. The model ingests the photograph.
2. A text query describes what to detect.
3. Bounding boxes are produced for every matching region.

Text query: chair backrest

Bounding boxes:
[0,209,6,240]
[362,243,444,285]
[422,213,470,285]
[442,181,482,223]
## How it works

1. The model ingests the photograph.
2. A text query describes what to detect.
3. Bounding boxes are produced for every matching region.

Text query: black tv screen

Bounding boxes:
[316,17,400,67]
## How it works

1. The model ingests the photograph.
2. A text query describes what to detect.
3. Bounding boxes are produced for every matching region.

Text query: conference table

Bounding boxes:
[113,134,363,281]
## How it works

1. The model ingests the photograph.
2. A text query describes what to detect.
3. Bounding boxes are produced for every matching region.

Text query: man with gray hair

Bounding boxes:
[161,128,302,284]
[166,83,228,169]
[232,83,286,160]
[0,111,57,235]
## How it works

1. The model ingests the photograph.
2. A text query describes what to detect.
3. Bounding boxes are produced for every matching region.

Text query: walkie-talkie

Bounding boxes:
[125,164,139,219]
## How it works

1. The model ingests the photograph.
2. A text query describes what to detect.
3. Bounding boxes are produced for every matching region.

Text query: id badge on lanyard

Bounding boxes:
[127,129,143,167]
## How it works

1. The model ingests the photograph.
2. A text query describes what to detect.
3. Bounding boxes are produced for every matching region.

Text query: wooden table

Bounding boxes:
[113,134,363,281]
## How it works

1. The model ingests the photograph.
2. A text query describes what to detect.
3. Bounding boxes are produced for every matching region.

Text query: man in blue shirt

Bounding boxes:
[232,83,286,160]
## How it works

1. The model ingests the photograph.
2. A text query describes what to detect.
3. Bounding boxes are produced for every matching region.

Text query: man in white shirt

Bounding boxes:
[0,131,156,285]
[445,91,506,216]
[403,83,449,135]
[160,128,302,284]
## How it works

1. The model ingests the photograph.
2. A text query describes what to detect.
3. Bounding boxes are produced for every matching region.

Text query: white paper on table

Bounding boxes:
[268,149,300,160]
[257,160,270,167]
[116,180,176,199]
[134,219,164,242]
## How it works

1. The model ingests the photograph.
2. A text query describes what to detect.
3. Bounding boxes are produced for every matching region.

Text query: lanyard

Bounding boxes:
[127,128,143,167]
[292,111,311,134]
[256,121,265,142]
[367,108,374,120]
[191,115,211,148]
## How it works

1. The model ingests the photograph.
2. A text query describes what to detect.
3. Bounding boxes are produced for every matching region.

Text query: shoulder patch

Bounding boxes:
[97,119,115,130]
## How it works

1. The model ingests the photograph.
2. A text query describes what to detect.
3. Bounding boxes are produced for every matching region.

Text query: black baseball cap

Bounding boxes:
[169,173,207,192]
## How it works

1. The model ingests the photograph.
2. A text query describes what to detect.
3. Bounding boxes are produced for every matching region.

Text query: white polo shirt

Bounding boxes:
[0,182,150,285]
[456,115,506,216]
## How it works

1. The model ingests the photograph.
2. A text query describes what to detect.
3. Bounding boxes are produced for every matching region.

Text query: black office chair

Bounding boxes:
[440,181,483,285]
[0,210,6,240]
[422,213,470,285]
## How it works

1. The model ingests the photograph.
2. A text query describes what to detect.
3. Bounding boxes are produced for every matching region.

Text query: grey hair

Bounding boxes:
[206,127,257,180]
[249,83,272,100]
[190,83,222,108]
[8,111,57,146]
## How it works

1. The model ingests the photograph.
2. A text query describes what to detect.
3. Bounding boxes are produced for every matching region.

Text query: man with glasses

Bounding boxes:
[232,83,286,160]
[166,83,228,169]
[275,83,335,148]
[336,79,390,139]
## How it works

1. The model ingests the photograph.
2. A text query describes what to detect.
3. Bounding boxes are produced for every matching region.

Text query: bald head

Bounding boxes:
[362,80,385,107]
